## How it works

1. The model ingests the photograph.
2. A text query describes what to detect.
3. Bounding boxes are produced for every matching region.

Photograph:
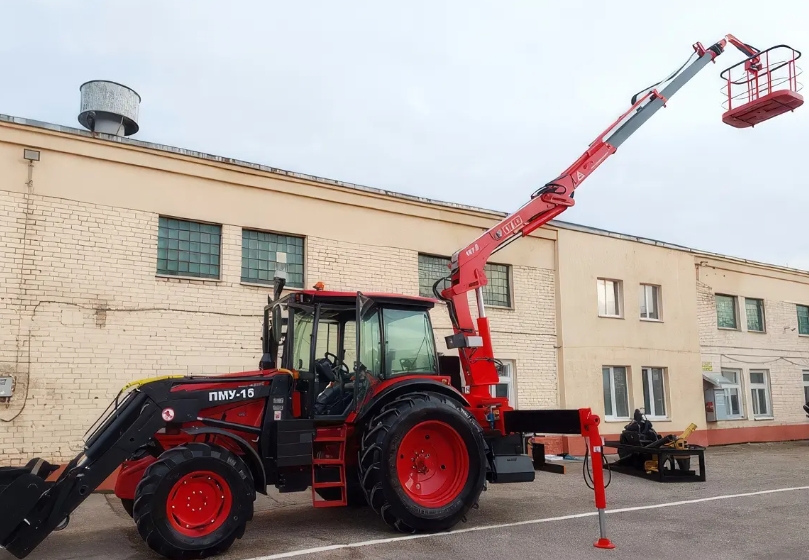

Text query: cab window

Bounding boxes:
[359,310,382,376]
[291,307,314,371]
[383,309,437,376]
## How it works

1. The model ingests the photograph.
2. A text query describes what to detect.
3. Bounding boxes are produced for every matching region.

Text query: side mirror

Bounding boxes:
[272,277,286,302]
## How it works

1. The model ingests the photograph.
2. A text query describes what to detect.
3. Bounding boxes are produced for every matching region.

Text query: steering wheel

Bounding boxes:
[324,352,351,386]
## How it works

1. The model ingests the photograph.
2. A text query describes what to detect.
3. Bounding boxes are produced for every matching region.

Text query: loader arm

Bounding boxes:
[439,35,753,401]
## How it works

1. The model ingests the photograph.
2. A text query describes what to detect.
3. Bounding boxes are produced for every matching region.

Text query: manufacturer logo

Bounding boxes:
[208,387,256,402]
[500,216,523,236]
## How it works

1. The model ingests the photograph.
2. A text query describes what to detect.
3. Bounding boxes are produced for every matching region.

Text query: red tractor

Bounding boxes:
[0,34,801,560]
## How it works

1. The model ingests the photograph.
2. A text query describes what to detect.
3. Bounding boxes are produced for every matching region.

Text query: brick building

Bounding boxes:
[1,99,808,463]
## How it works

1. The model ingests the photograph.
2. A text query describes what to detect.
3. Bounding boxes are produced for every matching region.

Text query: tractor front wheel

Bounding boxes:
[132,442,255,560]
[358,392,486,533]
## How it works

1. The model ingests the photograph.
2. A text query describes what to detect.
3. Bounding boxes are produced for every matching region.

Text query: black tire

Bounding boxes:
[121,498,134,518]
[358,391,486,533]
[132,442,255,560]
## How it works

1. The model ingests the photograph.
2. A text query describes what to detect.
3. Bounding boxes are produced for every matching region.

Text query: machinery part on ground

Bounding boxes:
[644,422,697,474]
[616,410,697,474]
[358,391,486,532]
[132,443,255,560]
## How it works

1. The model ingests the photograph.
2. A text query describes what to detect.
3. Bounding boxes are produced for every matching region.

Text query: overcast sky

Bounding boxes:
[1,1,807,270]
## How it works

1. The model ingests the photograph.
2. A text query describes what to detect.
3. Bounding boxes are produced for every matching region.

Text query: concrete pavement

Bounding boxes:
[3,441,808,560]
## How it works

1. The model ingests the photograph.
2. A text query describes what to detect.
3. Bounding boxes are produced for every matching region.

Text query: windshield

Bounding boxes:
[383,308,437,376]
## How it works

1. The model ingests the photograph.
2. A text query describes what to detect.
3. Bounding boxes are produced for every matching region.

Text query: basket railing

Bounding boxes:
[720,45,803,111]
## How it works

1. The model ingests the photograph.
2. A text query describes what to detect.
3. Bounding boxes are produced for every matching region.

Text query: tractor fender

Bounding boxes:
[181,426,268,495]
[354,378,470,425]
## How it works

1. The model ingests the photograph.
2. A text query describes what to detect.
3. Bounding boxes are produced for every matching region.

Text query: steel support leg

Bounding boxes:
[579,409,616,550]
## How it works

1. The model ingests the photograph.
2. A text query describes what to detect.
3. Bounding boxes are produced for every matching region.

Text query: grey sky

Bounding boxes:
[2,1,807,269]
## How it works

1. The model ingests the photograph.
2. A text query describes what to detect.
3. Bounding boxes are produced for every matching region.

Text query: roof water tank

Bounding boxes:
[78,80,141,136]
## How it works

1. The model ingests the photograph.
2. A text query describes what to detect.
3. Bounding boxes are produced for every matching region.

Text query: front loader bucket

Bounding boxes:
[0,459,60,548]
[0,387,166,558]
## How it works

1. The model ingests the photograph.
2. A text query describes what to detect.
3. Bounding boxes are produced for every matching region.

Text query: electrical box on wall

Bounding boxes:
[0,376,13,398]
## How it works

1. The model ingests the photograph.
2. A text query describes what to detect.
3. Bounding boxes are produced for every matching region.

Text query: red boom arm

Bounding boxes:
[438,35,758,406]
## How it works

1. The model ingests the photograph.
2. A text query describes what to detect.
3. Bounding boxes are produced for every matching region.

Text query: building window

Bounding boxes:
[802,371,809,403]
[797,305,809,335]
[484,263,511,307]
[417,254,511,307]
[642,367,667,418]
[745,298,765,332]
[241,229,304,288]
[418,255,449,298]
[715,294,738,329]
[639,284,661,320]
[715,369,744,420]
[749,370,772,418]
[490,360,515,407]
[157,217,221,279]
[597,278,623,318]
[602,366,630,419]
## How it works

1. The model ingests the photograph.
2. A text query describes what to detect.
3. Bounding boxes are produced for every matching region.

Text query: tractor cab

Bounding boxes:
[259,280,442,420]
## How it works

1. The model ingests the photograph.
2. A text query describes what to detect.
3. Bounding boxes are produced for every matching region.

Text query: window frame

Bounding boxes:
[797,304,809,336]
[748,369,773,419]
[597,278,623,319]
[602,365,630,420]
[715,294,739,330]
[641,366,668,418]
[240,228,305,288]
[803,371,809,404]
[639,283,662,321]
[490,359,516,408]
[715,369,745,420]
[417,253,512,308]
[744,297,766,333]
[156,216,222,280]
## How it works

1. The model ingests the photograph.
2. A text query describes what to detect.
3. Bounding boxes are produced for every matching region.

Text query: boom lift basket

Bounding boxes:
[720,45,803,128]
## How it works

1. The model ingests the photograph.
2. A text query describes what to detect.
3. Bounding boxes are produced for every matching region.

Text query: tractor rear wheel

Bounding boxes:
[132,442,255,560]
[358,391,486,533]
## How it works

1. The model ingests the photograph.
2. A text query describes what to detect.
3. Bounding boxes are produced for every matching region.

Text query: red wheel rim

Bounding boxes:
[396,420,469,508]
[166,471,232,537]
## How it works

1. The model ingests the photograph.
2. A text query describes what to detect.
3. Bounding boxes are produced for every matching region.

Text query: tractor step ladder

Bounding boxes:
[311,425,348,507]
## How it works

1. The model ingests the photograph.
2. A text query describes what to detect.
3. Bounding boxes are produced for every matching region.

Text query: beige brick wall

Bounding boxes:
[0,192,26,375]
[696,267,809,428]
[0,191,558,463]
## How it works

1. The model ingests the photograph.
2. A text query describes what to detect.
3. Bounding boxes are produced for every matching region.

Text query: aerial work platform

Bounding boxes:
[720,43,803,128]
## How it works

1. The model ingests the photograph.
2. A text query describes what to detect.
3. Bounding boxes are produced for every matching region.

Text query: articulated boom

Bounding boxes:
[439,33,800,407]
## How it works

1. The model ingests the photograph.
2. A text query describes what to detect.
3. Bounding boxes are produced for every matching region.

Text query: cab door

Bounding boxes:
[353,292,382,412]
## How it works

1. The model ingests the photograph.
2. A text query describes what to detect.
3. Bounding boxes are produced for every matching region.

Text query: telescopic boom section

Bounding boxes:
[440,35,751,399]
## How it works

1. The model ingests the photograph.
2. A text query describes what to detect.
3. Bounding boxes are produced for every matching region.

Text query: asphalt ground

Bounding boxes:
[3,441,808,560]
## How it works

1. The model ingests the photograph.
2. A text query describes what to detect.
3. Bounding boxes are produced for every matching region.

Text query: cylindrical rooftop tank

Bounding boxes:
[78,80,141,136]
